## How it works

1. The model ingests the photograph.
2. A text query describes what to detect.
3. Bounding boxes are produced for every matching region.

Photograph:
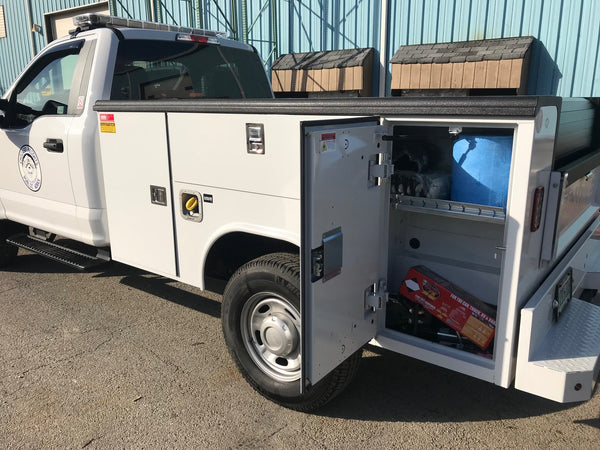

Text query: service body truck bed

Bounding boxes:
[1,14,600,411]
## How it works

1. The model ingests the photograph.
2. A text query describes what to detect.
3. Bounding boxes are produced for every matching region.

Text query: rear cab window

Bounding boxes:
[111,39,272,100]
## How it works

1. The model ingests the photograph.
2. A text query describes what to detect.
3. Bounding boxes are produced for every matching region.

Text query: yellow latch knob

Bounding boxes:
[185,196,198,211]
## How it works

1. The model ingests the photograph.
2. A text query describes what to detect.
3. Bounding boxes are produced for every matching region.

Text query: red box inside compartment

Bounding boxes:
[399,266,496,350]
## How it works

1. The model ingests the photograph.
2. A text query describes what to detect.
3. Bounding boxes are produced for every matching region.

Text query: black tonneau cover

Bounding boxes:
[94,96,561,117]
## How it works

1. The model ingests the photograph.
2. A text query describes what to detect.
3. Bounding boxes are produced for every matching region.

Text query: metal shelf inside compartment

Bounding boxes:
[391,194,506,224]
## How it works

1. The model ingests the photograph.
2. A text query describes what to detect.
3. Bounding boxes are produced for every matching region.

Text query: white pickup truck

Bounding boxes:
[1,14,600,411]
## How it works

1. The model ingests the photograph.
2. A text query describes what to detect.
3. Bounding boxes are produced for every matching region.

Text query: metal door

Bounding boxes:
[98,111,177,277]
[0,38,93,235]
[302,118,390,387]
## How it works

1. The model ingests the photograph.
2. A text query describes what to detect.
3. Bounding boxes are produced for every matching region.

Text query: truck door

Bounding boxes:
[302,118,390,387]
[0,39,93,235]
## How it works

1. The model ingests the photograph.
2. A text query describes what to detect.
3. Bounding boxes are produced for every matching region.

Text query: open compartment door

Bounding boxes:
[301,118,390,388]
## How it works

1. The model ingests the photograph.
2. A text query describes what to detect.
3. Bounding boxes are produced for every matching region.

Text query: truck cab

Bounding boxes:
[0,15,272,248]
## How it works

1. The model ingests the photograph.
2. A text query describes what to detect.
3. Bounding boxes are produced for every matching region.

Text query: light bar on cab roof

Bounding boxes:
[73,13,225,38]
[176,34,219,44]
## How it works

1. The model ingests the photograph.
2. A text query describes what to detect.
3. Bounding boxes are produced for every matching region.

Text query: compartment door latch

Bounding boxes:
[368,153,394,187]
[311,227,343,283]
[365,279,388,311]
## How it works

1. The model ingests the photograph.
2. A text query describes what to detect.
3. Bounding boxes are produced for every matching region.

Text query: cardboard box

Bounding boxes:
[399,266,496,350]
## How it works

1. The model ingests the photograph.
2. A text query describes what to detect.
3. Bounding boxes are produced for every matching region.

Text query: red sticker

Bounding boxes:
[99,113,114,122]
[321,133,336,141]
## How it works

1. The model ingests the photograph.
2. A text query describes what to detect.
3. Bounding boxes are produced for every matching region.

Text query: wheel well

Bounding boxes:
[204,232,298,294]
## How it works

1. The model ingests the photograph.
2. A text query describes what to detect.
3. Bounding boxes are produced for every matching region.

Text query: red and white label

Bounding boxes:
[320,132,336,152]
[99,113,116,133]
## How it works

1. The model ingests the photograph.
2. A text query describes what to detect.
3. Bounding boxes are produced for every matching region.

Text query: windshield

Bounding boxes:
[111,39,272,100]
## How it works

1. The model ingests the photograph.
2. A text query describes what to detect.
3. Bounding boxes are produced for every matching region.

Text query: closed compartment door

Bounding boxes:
[98,112,177,277]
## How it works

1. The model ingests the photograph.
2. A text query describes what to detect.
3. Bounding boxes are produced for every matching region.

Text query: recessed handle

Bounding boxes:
[43,138,63,153]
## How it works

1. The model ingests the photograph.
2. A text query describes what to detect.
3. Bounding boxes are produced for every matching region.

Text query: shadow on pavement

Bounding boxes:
[3,253,82,274]
[573,417,600,430]
[118,273,221,319]
[318,347,581,423]
[4,254,221,319]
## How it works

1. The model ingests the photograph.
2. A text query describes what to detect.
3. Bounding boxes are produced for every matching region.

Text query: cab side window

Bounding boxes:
[12,41,82,126]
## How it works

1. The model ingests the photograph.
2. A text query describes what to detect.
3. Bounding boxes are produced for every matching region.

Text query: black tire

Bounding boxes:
[221,252,362,411]
[0,220,23,268]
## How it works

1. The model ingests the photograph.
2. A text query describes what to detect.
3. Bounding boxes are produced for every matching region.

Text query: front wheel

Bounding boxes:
[221,252,361,411]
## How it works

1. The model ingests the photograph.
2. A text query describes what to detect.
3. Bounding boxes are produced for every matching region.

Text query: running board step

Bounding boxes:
[6,234,110,271]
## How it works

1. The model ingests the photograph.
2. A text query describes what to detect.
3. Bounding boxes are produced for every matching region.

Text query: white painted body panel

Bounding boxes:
[174,183,300,288]
[168,113,301,200]
[371,331,496,383]
[98,112,177,276]
[99,112,341,288]
[516,219,600,402]
[0,117,81,233]
[494,107,559,388]
[168,113,308,288]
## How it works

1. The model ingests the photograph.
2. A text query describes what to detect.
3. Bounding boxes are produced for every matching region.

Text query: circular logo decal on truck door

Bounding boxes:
[18,145,42,192]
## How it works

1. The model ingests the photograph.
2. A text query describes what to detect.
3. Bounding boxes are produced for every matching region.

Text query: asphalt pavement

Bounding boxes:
[1,250,599,448]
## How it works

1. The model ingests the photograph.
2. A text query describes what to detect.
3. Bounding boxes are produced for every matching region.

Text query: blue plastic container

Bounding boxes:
[451,135,513,209]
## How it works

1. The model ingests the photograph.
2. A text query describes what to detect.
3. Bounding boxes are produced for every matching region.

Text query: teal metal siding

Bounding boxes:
[276,0,380,53]
[111,1,236,35]
[0,1,33,94]
[244,0,278,65]
[387,0,600,96]
[0,0,103,95]
[30,1,104,55]
[1,0,599,97]
[110,0,150,21]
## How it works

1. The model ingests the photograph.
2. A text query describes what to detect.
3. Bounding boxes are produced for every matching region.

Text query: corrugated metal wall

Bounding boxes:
[1,0,599,97]
[0,0,103,94]
[387,0,600,96]
[30,0,103,51]
[0,0,33,94]
[110,1,236,35]
[275,0,380,53]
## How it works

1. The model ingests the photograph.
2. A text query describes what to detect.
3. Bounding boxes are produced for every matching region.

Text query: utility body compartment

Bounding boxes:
[95,96,600,404]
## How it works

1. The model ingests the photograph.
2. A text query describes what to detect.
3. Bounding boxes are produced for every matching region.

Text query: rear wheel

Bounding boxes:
[221,252,361,411]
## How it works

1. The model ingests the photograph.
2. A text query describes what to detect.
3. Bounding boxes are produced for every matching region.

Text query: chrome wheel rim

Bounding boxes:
[241,292,301,382]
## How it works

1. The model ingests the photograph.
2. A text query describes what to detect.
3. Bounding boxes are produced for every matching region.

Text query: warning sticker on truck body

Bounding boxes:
[320,132,336,152]
[100,113,116,133]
